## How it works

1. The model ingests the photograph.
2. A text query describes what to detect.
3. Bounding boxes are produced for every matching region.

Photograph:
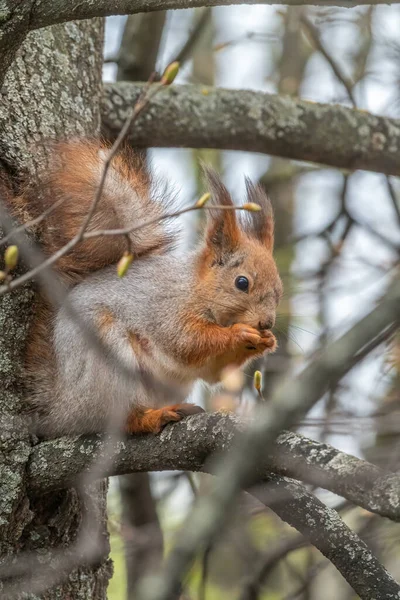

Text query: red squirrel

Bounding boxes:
[18,140,282,438]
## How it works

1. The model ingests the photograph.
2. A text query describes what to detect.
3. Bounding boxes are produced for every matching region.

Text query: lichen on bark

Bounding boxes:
[101,82,400,176]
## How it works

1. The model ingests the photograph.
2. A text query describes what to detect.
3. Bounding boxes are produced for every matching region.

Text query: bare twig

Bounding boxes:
[385,176,400,227]
[27,408,400,520]
[0,68,181,297]
[27,415,400,600]
[0,204,254,296]
[301,15,400,255]
[0,196,67,247]
[184,472,198,496]
[0,197,175,392]
[301,15,356,105]
[83,204,257,240]
[165,9,212,71]
[250,476,400,600]
[77,74,156,237]
[213,30,277,53]
[283,559,327,600]
[199,544,211,600]
[239,535,308,600]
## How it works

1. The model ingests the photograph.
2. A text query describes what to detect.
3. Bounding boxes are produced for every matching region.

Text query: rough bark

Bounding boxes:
[26,413,400,522]
[114,273,400,600]
[0,2,32,94]
[0,19,112,600]
[0,21,103,177]
[101,82,400,177]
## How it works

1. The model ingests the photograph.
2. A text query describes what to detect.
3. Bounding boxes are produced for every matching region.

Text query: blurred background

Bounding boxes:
[102,7,400,599]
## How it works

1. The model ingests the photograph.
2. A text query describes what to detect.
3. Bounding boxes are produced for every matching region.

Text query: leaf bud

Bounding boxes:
[117,252,133,278]
[4,245,18,271]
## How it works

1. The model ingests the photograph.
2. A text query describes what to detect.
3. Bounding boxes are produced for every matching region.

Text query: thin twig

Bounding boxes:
[78,74,156,238]
[301,15,400,252]
[83,204,254,240]
[0,199,177,396]
[198,544,211,600]
[239,535,308,600]
[385,176,400,227]
[0,196,67,247]
[301,15,356,105]
[284,559,327,600]
[165,9,212,71]
[0,204,251,296]
[184,472,198,496]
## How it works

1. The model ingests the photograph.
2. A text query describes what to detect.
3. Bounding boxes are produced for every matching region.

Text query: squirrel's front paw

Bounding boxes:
[230,324,277,355]
[256,330,277,353]
[230,323,262,349]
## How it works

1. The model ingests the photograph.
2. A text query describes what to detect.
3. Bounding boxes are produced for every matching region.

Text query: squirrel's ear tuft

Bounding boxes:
[243,178,274,252]
[202,166,240,256]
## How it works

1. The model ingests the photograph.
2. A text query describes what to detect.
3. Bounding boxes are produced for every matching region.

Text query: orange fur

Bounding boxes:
[181,318,276,367]
[24,297,57,418]
[20,140,171,283]
[125,403,204,434]
[170,172,282,380]
[21,140,177,433]
[128,330,151,358]
[179,236,280,374]
[97,308,115,334]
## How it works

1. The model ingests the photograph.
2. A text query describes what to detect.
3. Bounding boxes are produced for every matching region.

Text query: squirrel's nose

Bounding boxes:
[259,317,274,330]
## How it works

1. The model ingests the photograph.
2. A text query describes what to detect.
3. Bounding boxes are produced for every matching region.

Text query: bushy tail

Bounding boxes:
[21,140,176,282]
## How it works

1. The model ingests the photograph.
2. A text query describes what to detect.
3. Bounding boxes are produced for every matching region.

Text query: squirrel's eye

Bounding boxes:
[235,276,249,292]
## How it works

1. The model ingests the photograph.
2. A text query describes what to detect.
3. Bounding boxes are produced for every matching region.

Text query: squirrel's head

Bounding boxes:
[194,169,282,331]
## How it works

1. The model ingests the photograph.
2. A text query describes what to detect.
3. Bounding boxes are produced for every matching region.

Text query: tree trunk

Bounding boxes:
[0,18,112,599]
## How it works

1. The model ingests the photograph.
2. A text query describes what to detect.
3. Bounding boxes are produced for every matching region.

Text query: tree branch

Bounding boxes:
[13,414,398,599]
[101,83,400,177]
[27,412,400,523]
[250,476,400,600]
[14,0,400,35]
[27,414,400,599]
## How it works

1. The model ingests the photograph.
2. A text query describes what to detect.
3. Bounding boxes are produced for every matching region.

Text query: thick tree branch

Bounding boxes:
[27,413,400,522]
[26,416,400,599]
[101,82,400,177]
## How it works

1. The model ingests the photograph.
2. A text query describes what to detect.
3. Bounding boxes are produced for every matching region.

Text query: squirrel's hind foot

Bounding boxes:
[126,403,204,435]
